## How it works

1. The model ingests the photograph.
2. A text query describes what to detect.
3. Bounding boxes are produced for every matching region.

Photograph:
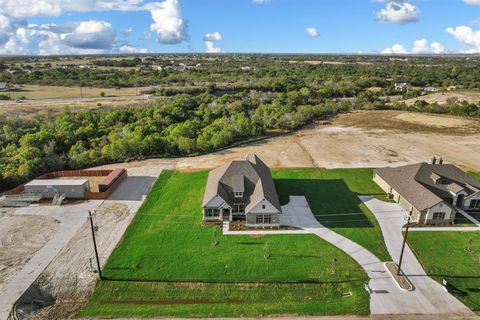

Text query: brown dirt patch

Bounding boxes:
[0,209,59,289]
[335,110,480,135]
[403,91,480,105]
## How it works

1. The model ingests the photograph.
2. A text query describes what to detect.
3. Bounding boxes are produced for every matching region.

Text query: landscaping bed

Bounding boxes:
[228,220,299,231]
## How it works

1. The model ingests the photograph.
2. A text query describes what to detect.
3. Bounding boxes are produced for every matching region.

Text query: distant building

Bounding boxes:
[24,179,90,199]
[241,66,252,71]
[0,82,9,91]
[422,86,437,92]
[394,82,411,92]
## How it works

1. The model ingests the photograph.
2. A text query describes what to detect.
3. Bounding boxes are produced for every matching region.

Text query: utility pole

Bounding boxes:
[398,209,413,276]
[88,210,103,279]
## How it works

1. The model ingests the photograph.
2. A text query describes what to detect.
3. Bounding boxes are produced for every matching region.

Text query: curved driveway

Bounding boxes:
[281,196,473,316]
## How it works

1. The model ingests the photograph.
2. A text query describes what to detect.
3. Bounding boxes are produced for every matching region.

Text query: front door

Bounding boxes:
[456,195,465,209]
[222,209,230,221]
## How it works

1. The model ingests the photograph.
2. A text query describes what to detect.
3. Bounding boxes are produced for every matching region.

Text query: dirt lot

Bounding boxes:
[10,165,163,319]
[96,110,480,173]
[5,84,154,100]
[0,209,59,290]
[403,91,480,105]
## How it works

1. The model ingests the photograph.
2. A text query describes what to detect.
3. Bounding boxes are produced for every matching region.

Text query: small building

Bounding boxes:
[0,82,9,91]
[422,86,437,92]
[202,154,282,226]
[373,159,480,225]
[394,82,411,92]
[24,179,90,199]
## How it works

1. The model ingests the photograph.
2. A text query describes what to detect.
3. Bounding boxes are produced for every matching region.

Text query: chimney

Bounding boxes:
[431,156,437,165]
[438,157,443,165]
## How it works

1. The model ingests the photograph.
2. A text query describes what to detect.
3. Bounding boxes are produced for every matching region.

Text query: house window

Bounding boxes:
[205,208,219,217]
[256,215,272,224]
[262,204,266,209]
[470,200,480,209]
[234,191,243,198]
[233,203,245,214]
[432,212,445,220]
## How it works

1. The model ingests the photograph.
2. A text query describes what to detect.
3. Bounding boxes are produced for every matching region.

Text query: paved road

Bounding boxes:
[0,200,103,320]
[359,196,473,316]
[281,196,474,316]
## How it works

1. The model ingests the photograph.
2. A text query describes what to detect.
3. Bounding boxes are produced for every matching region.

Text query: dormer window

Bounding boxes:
[234,191,243,198]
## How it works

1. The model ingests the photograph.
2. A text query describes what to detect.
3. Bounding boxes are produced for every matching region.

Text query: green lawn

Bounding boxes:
[79,170,370,318]
[408,232,480,311]
[273,168,391,262]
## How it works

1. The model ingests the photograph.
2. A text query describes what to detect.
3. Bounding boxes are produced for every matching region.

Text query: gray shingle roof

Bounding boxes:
[375,163,480,211]
[202,154,281,213]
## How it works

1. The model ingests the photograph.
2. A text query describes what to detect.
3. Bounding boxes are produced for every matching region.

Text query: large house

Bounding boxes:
[202,154,282,226]
[374,159,480,224]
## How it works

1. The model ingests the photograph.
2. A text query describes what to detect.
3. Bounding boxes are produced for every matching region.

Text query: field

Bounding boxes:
[5,84,152,100]
[403,91,480,106]
[408,232,480,311]
[79,169,373,317]
[273,168,390,261]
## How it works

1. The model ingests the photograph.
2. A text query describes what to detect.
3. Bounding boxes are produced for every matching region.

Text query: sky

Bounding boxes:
[0,0,480,55]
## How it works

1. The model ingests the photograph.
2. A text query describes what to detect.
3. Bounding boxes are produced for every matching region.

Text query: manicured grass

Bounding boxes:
[79,281,368,318]
[273,168,391,262]
[80,170,370,317]
[408,232,480,310]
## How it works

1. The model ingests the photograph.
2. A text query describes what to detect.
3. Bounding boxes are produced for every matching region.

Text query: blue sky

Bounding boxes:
[1,0,480,55]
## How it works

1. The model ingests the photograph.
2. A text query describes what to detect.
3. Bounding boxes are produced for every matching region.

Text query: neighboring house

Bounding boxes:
[202,154,282,226]
[394,82,411,92]
[374,158,480,225]
[0,82,9,91]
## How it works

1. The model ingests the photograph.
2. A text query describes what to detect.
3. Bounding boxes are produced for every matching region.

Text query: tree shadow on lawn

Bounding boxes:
[275,178,373,229]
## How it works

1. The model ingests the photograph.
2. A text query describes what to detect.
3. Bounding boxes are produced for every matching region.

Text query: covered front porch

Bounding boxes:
[203,203,245,222]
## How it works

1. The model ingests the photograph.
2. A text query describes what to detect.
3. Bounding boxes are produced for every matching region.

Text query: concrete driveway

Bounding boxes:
[281,196,474,316]
[0,200,102,320]
[359,196,473,316]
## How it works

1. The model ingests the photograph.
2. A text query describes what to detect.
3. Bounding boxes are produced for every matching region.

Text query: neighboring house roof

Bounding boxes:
[202,154,281,213]
[375,163,480,211]
[0,82,8,89]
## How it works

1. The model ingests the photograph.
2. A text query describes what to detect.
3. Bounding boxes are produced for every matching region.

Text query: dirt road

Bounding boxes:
[97,110,480,172]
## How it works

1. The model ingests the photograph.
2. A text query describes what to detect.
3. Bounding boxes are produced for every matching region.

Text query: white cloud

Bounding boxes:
[430,42,446,54]
[203,31,223,41]
[0,0,190,51]
[464,0,480,4]
[446,25,480,52]
[149,0,188,44]
[306,27,319,38]
[0,19,120,55]
[376,1,419,25]
[0,0,147,18]
[203,31,223,53]
[62,20,116,49]
[252,0,271,3]
[119,44,148,53]
[382,39,446,54]
[382,43,407,54]
[204,41,221,53]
